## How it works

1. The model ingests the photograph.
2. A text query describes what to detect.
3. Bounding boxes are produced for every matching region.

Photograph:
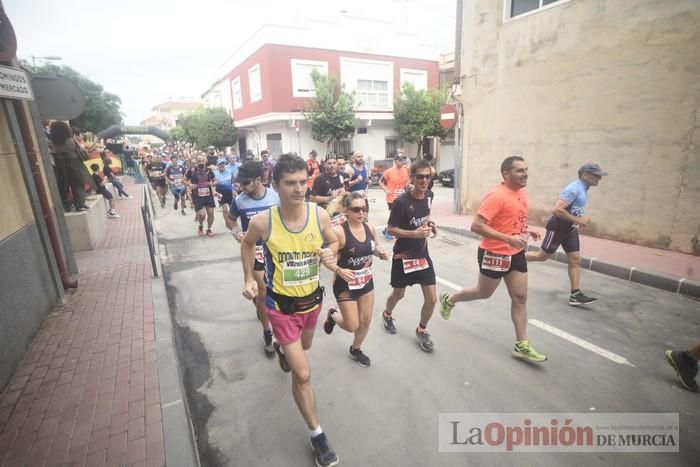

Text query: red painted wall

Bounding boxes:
[225,44,439,122]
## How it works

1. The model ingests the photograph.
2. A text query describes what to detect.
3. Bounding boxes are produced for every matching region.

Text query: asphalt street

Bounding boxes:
[154,185,699,467]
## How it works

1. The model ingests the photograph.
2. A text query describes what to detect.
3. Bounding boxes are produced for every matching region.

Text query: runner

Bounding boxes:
[526,163,608,306]
[260,149,274,187]
[310,154,345,209]
[241,153,339,466]
[666,342,700,392]
[214,159,235,230]
[438,156,547,363]
[345,151,369,194]
[305,149,321,200]
[165,155,187,215]
[323,191,390,367]
[185,155,216,237]
[228,161,281,355]
[379,154,410,240]
[146,153,168,207]
[381,159,439,353]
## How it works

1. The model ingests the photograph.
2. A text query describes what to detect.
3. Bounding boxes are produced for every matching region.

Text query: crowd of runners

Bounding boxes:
[142,146,697,466]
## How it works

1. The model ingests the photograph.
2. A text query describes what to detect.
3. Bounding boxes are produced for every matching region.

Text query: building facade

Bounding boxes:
[203,22,442,160]
[457,0,700,253]
[139,100,203,130]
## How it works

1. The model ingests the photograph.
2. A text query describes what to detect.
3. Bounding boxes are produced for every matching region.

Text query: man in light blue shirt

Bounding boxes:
[526,163,608,306]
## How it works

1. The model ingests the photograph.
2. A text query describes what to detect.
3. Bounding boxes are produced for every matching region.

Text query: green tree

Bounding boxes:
[30,62,123,132]
[171,107,236,149]
[303,70,356,151]
[393,83,449,157]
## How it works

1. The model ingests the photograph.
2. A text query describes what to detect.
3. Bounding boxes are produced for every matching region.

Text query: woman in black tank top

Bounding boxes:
[322,192,390,367]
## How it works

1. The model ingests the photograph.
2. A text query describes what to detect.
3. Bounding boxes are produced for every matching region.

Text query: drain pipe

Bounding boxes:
[12,100,78,289]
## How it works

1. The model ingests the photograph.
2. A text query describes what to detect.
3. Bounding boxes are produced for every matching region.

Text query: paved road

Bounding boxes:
[155,186,699,467]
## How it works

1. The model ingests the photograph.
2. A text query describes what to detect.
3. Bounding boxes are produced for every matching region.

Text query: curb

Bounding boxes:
[438,225,700,299]
[148,188,201,467]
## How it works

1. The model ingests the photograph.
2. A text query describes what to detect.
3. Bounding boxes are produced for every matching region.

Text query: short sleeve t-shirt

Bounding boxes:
[382,166,410,203]
[147,162,167,180]
[214,167,234,190]
[477,183,528,256]
[546,178,589,232]
[186,167,215,197]
[311,173,345,208]
[388,191,433,259]
[165,165,186,188]
[229,187,280,233]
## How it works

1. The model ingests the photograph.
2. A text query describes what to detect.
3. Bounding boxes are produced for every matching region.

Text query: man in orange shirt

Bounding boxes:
[379,154,410,239]
[438,155,547,363]
[305,149,321,200]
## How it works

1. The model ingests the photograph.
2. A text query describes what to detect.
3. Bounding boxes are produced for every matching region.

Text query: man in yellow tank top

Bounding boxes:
[241,154,340,467]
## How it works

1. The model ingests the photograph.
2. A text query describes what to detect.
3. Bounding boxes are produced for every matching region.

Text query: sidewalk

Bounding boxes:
[0,178,166,467]
[429,196,700,294]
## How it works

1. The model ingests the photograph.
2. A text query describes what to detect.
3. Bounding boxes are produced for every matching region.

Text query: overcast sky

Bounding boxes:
[6,0,456,124]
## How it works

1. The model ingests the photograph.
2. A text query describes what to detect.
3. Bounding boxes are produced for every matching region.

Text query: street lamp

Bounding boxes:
[30,55,62,69]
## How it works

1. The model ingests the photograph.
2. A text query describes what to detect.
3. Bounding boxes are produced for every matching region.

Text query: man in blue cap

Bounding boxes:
[526,163,608,306]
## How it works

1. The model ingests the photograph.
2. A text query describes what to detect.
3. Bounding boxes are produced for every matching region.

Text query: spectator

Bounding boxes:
[90,163,120,218]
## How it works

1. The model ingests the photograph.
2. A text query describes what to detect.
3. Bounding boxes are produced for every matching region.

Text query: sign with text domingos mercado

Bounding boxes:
[0,64,34,101]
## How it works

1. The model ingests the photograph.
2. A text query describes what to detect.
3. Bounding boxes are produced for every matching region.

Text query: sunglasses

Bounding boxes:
[348,206,367,213]
[413,174,431,180]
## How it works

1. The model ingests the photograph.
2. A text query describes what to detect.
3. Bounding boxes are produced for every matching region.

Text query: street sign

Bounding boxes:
[0,64,33,101]
[439,104,457,129]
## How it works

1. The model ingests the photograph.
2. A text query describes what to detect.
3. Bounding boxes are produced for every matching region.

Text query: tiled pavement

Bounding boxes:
[0,178,166,467]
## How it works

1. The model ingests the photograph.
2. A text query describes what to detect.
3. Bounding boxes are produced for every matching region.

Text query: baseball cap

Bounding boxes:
[217,158,227,165]
[579,163,608,177]
[236,161,264,182]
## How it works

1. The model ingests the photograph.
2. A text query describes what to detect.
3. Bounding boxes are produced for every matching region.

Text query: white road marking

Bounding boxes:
[436,275,635,367]
[529,319,635,367]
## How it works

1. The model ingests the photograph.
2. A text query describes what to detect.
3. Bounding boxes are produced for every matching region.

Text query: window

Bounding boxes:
[356,127,368,135]
[291,59,328,97]
[232,77,242,109]
[385,136,404,158]
[331,139,353,155]
[266,133,282,155]
[356,79,389,108]
[507,0,563,18]
[400,68,428,91]
[340,57,393,111]
[248,64,262,102]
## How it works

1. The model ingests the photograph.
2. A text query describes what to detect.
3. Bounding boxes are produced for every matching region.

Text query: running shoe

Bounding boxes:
[512,341,547,363]
[415,328,434,353]
[349,346,371,367]
[310,432,339,467]
[173,199,179,210]
[263,329,274,355]
[197,225,204,236]
[382,228,394,241]
[323,307,338,335]
[181,209,187,216]
[273,342,291,373]
[107,211,120,219]
[569,291,598,306]
[439,292,454,320]
[206,229,214,237]
[382,313,396,334]
[665,350,699,392]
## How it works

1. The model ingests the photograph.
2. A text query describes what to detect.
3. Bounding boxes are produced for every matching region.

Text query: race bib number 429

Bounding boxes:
[282,259,320,286]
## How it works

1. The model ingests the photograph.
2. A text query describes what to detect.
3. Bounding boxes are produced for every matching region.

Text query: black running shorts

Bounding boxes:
[192,195,216,211]
[540,228,580,254]
[477,248,527,279]
[390,256,436,289]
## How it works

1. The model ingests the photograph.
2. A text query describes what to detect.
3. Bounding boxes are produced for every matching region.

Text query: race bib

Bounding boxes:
[197,187,210,197]
[172,174,184,187]
[481,251,511,272]
[150,170,162,177]
[330,214,346,227]
[282,257,320,286]
[402,258,429,274]
[255,245,264,263]
[347,267,372,290]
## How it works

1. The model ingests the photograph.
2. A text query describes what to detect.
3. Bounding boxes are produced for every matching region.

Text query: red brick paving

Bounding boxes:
[0,178,165,467]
